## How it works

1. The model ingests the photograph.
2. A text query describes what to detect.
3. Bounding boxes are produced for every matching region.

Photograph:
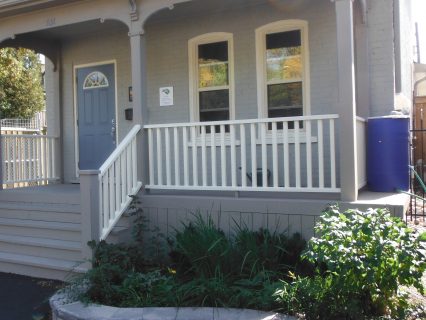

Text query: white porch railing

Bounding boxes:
[98,125,142,240]
[1,134,59,185]
[145,115,340,193]
[356,117,367,189]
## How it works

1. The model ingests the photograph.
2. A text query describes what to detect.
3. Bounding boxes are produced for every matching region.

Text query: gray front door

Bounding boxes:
[77,63,116,170]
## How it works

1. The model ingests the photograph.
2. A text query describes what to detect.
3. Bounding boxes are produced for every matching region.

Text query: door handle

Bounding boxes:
[111,119,116,143]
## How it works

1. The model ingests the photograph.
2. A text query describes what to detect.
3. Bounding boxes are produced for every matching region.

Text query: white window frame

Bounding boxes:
[255,20,311,120]
[188,32,235,123]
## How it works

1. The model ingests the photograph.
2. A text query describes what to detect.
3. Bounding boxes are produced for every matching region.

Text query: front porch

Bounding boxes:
[0,0,407,280]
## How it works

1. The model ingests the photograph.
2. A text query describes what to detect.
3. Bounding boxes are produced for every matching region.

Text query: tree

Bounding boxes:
[0,47,45,119]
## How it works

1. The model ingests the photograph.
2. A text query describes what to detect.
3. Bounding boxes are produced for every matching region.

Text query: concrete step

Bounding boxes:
[0,202,81,223]
[0,251,87,281]
[0,234,82,261]
[0,217,81,241]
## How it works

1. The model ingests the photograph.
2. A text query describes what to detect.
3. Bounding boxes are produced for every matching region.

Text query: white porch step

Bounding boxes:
[0,217,81,241]
[0,234,82,261]
[0,251,86,281]
[0,185,86,280]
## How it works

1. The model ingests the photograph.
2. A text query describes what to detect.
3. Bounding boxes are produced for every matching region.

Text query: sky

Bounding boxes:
[413,0,426,63]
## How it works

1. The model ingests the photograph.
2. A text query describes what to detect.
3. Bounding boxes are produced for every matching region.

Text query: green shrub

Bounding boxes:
[170,214,232,278]
[234,227,307,277]
[275,206,426,319]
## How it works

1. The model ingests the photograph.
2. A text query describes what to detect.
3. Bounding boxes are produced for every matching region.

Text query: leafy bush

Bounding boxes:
[275,206,426,319]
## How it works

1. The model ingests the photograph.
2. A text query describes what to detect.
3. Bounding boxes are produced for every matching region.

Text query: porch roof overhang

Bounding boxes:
[0,0,83,18]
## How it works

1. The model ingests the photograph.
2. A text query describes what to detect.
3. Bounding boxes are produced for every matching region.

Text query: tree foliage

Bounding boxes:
[0,47,45,119]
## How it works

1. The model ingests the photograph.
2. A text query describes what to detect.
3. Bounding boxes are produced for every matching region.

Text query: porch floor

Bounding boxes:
[342,190,411,218]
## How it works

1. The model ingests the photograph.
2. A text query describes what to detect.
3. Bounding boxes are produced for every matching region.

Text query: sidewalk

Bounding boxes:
[0,273,63,320]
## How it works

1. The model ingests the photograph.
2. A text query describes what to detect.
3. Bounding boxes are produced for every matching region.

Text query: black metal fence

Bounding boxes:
[409,123,426,220]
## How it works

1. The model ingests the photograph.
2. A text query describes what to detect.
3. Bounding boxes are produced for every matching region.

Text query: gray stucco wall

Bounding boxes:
[61,28,133,182]
[144,0,339,124]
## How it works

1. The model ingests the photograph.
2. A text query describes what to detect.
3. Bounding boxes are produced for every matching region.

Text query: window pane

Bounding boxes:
[199,89,229,113]
[198,41,229,88]
[267,82,303,110]
[266,30,302,82]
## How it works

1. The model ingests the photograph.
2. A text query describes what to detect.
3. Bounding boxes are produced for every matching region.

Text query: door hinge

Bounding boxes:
[76,119,79,126]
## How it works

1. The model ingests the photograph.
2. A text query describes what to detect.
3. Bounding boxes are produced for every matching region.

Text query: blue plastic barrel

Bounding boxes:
[367,116,409,192]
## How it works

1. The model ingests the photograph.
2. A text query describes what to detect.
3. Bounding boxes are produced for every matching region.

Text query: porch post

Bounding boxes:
[129,30,149,185]
[334,0,358,201]
[79,170,101,263]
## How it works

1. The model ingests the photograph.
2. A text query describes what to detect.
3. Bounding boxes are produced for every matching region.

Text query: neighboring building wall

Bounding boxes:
[144,0,338,124]
[367,0,396,117]
[416,78,426,97]
[395,0,413,114]
[61,28,132,182]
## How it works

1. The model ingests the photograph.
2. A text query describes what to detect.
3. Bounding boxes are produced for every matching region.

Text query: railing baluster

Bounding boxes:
[156,128,163,186]
[283,121,289,188]
[121,152,127,203]
[211,125,217,187]
[306,120,312,189]
[165,127,171,186]
[183,127,189,187]
[330,119,337,189]
[201,126,207,186]
[272,122,278,188]
[250,123,257,188]
[230,124,237,187]
[12,136,16,183]
[261,122,267,187]
[132,138,137,189]
[126,145,132,192]
[174,127,180,186]
[109,166,115,221]
[148,128,154,185]
[115,156,121,211]
[294,121,301,188]
[191,126,198,186]
[23,137,28,182]
[103,172,109,229]
[240,124,247,187]
[220,124,226,186]
[318,120,324,189]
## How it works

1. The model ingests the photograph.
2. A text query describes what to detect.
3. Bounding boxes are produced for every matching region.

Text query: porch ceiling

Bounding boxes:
[147,0,311,25]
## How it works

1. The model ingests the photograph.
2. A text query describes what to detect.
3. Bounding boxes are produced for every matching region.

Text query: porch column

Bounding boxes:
[334,0,358,201]
[129,30,149,185]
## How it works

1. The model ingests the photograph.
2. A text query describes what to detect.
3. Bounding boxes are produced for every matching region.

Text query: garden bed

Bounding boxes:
[57,205,426,320]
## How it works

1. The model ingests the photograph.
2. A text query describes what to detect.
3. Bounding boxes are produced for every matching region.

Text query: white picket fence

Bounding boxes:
[1,134,60,185]
[145,115,340,193]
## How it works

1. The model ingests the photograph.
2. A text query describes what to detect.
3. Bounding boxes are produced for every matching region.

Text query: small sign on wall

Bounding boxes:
[159,87,174,106]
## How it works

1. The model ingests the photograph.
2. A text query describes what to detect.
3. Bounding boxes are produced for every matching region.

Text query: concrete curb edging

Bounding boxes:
[50,292,297,320]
